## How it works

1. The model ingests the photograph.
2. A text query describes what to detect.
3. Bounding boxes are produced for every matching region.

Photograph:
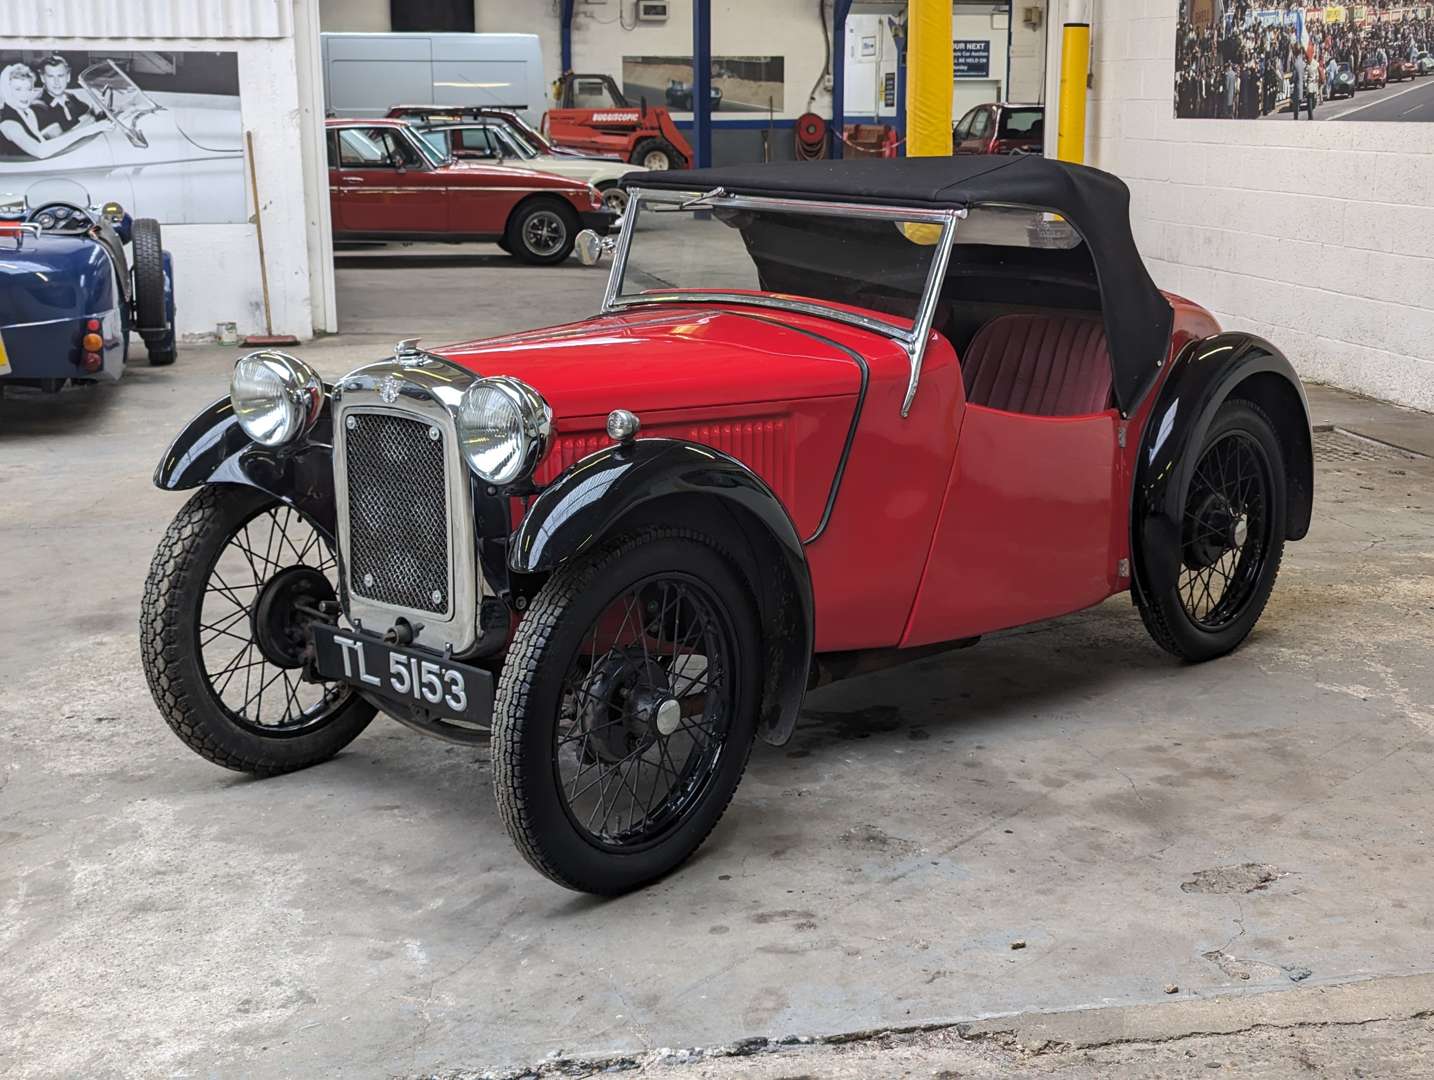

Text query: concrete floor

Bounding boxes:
[3,250,1434,1078]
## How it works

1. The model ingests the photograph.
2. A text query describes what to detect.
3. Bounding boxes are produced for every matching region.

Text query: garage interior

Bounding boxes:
[5,1,1434,1078]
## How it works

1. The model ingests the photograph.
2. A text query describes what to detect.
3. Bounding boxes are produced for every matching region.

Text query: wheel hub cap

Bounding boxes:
[252,565,336,668]
[654,697,682,737]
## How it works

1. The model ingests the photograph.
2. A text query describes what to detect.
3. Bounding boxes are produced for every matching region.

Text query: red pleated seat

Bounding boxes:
[961,312,1113,416]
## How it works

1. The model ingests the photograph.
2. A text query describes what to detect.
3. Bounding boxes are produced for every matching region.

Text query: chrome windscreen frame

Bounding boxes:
[331,357,486,657]
[602,187,964,416]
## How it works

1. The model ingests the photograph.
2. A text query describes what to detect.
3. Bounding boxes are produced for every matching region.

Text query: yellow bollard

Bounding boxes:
[906,0,953,158]
[1056,20,1091,163]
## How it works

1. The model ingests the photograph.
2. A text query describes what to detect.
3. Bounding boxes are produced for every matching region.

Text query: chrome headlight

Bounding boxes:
[229,351,323,447]
[455,376,552,486]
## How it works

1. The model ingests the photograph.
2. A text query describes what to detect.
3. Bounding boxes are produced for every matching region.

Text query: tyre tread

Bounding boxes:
[140,486,373,775]
[1134,399,1286,662]
[492,526,755,894]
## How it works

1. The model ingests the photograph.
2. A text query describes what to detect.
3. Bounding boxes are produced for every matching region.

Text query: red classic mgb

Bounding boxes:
[142,156,1313,893]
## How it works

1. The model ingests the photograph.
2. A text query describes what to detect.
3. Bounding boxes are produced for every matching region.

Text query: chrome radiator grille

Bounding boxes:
[343,411,451,615]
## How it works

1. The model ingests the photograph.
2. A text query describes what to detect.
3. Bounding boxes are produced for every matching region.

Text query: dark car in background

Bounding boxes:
[664,78,723,110]
[952,103,1044,155]
[1389,55,1418,81]
[1329,62,1357,98]
[0,184,175,392]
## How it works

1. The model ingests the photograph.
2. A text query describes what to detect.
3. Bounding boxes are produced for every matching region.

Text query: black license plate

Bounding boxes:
[310,623,493,725]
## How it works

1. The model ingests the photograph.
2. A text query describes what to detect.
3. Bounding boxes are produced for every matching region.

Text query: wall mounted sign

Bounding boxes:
[953,40,991,79]
[883,71,896,106]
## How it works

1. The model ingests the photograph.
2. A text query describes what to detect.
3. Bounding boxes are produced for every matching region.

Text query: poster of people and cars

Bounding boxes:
[1176,0,1434,119]
[0,50,244,223]
[622,55,785,113]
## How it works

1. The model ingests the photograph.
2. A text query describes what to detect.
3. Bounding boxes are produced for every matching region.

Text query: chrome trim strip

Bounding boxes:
[902,215,960,417]
[623,187,958,223]
[614,292,911,343]
[332,357,485,656]
[1,310,113,330]
[600,193,639,311]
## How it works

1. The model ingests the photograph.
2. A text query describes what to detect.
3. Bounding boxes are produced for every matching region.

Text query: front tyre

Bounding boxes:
[1136,400,1287,662]
[492,528,762,894]
[140,486,376,775]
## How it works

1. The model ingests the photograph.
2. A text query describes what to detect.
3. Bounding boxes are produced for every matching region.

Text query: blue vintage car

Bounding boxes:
[0,182,176,392]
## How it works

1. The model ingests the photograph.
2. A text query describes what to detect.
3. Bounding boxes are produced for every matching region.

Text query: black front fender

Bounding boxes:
[511,438,813,746]
[153,395,338,539]
[1133,333,1313,598]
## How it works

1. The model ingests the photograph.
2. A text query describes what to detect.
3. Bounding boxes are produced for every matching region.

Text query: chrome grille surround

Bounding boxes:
[333,358,483,655]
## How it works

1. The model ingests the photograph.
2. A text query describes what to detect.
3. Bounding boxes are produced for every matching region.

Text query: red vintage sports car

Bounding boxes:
[1388,55,1418,82]
[325,118,614,263]
[142,156,1313,894]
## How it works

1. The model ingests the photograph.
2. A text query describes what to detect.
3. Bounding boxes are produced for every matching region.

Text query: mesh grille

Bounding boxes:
[344,411,450,614]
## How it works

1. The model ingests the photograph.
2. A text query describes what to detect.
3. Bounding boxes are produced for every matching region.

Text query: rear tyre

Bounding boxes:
[492,527,762,894]
[504,199,579,265]
[1135,400,1287,663]
[631,138,686,171]
[140,485,376,775]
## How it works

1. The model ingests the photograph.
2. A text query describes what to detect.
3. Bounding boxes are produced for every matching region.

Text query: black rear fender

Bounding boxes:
[1132,333,1313,598]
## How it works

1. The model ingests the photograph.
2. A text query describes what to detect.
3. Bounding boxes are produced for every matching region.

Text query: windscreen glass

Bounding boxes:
[616,194,946,331]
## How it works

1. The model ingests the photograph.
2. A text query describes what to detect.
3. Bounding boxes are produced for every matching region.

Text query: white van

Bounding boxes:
[321,33,547,123]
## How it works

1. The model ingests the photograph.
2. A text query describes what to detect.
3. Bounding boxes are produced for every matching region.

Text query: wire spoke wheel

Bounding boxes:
[1177,430,1273,630]
[196,502,351,736]
[554,573,736,851]
[492,527,761,894]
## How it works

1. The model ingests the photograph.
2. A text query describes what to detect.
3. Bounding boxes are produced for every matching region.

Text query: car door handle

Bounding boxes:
[340,176,365,185]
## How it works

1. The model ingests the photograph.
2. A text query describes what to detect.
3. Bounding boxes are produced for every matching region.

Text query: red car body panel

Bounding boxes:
[434,292,1223,654]
[1358,63,1387,88]
[325,118,601,240]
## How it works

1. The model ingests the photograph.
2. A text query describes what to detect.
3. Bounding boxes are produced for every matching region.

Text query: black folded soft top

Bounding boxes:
[629,156,1175,414]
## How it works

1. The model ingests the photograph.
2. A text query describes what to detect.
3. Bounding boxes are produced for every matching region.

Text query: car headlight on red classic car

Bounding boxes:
[229,350,324,446]
[455,376,553,485]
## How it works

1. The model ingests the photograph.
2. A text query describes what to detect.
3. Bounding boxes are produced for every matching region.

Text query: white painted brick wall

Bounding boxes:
[1088,4,1434,412]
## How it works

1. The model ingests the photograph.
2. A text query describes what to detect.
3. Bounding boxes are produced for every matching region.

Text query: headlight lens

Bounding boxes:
[455,377,551,486]
[229,350,323,447]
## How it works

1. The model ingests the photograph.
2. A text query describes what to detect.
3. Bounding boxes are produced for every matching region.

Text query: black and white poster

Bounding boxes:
[0,50,244,222]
